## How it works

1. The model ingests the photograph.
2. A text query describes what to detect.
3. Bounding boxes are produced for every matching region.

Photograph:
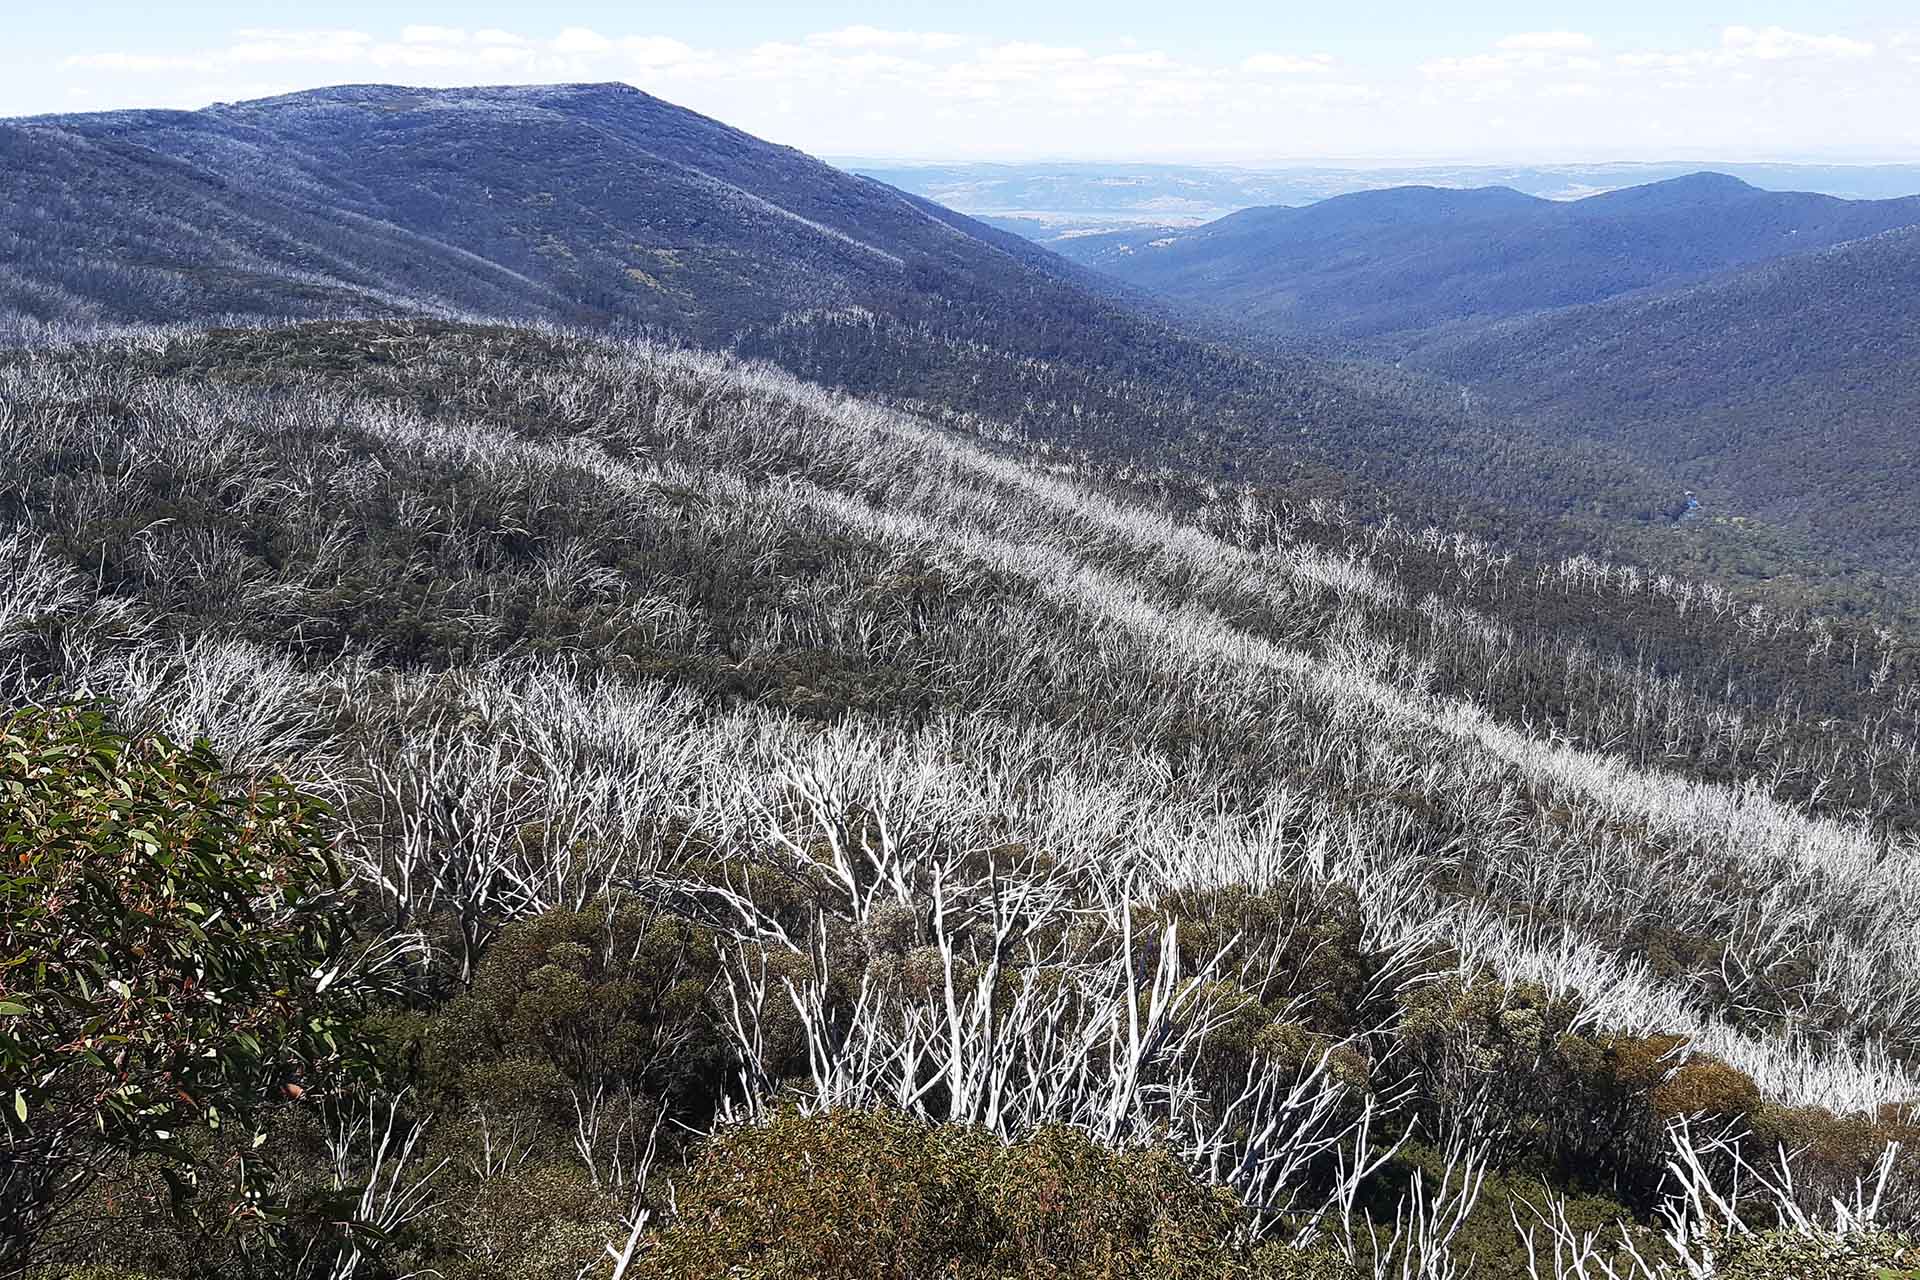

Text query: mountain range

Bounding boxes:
[0,83,1742,595]
[848,158,1920,241]
[1405,223,1920,569]
[1055,172,1920,344]
[1050,173,1920,594]
[9,82,1920,615]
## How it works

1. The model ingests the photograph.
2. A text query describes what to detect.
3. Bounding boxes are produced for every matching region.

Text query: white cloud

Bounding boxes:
[37,19,1920,163]
[401,25,468,46]
[1615,51,1700,70]
[1497,32,1594,52]
[622,36,698,69]
[371,43,481,70]
[804,26,963,52]
[551,27,613,56]
[61,23,620,86]
[1053,66,1131,99]
[474,46,535,70]
[1242,52,1335,74]
[743,41,814,74]
[1722,25,1875,60]
[64,51,214,72]
[1420,53,1520,81]
[226,30,372,66]
[982,42,1088,65]
[230,27,363,42]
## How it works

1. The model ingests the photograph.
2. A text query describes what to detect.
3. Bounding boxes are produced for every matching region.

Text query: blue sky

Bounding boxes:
[8,2,1918,160]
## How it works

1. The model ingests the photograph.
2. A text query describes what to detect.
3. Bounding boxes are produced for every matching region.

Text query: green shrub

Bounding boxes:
[1711,1226,1920,1279]
[1393,983,1772,1195]
[0,706,384,1276]
[1152,884,1406,1042]
[424,900,725,1131]
[1744,1102,1920,1226]
[1357,1145,1647,1280]
[430,1160,621,1280]
[1651,1056,1761,1121]
[1395,974,1607,1173]
[631,1108,1357,1279]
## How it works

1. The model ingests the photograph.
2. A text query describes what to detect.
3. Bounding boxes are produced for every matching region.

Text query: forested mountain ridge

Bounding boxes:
[1,81,1117,342]
[0,82,1509,517]
[852,158,1920,244]
[6,86,1914,617]
[1060,173,1920,346]
[1047,173,1920,614]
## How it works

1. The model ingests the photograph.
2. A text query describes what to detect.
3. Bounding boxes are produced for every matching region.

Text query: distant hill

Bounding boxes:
[1407,224,1920,574]
[1051,170,1920,602]
[1060,174,1920,345]
[0,82,1416,474]
[0,84,1367,481]
[0,82,1115,343]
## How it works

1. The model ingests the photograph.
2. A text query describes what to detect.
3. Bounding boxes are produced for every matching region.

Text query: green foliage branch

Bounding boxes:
[0,706,384,1276]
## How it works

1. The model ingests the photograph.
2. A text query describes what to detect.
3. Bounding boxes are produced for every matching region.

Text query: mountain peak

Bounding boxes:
[1576,170,1759,209]
[1322,183,1548,214]
[1660,170,1756,191]
[197,81,659,120]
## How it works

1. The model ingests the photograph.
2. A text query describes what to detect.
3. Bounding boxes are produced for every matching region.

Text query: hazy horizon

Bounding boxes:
[825,152,1920,169]
[10,80,1919,170]
[7,2,1918,163]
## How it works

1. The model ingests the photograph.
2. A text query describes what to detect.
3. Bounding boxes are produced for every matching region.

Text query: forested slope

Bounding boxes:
[0,86,1611,539]
[1051,175,1920,611]
[1407,225,1920,576]
[3,321,1920,1278]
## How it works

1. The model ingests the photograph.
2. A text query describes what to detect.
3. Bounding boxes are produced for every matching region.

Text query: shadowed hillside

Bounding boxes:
[1405,224,1920,574]
[1051,174,1920,609]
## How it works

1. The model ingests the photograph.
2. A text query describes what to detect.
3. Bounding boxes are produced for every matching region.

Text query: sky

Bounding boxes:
[6,2,1918,162]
